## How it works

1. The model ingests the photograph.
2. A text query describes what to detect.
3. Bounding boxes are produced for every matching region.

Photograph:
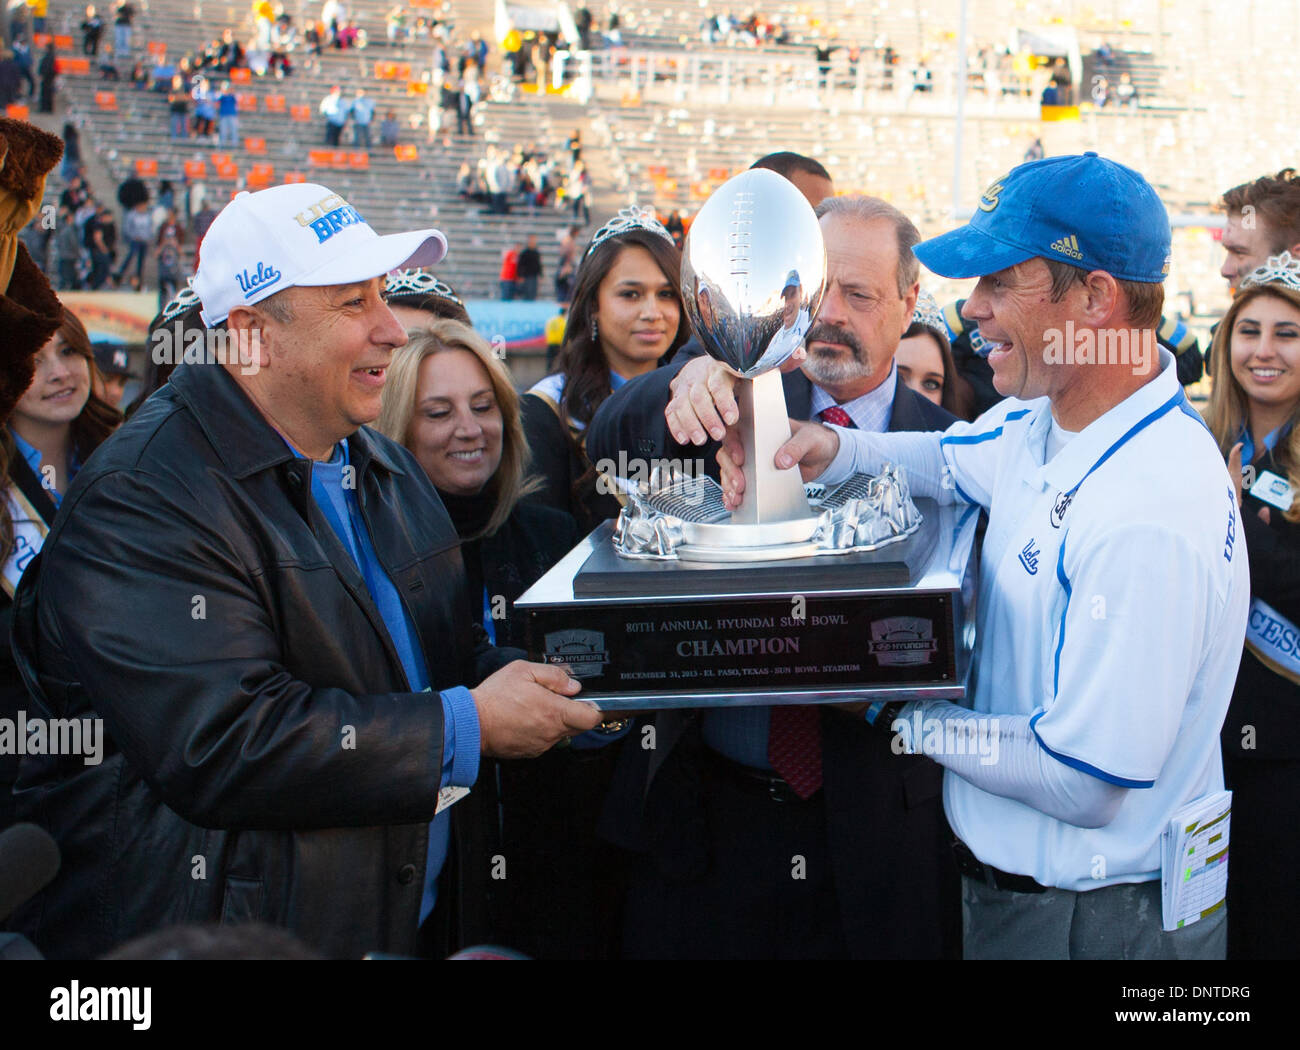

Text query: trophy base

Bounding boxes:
[516,499,982,710]
[676,513,823,561]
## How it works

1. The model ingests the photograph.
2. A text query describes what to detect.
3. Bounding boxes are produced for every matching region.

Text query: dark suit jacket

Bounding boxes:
[0,451,59,837]
[591,342,963,959]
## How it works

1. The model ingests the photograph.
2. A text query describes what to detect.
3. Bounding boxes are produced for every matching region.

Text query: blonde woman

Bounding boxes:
[1203,252,1300,959]
[375,319,628,958]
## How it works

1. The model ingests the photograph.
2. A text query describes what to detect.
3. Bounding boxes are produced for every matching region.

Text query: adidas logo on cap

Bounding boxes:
[1051,234,1083,260]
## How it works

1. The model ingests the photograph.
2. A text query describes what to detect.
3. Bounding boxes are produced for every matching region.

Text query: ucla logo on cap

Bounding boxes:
[294,192,368,245]
[235,260,282,298]
[309,204,365,244]
[978,176,1007,213]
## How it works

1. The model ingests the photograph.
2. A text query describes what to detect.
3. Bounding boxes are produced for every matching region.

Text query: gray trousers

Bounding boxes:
[962,876,1226,960]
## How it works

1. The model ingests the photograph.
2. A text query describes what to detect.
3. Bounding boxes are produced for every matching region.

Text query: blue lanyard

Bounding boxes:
[1239,422,1289,467]
[481,586,496,644]
[1064,390,1188,499]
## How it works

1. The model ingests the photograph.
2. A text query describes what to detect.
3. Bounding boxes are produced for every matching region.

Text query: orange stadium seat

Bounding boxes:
[648,164,667,177]
[245,167,273,189]
[394,144,418,162]
[406,81,427,95]
[147,41,166,57]
[135,159,158,176]
[54,57,90,74]
[264,94,286,112]
[708,167,730,181]
[184,160,208,179]
[236,94,257,112]
[283,171,307,184]
[230,68,252,84]
[1040,104,1081,122]
[32,33,50,47]
[245,137,267,154]
[54,35,74,50]
[5,104,29,120]
[290,105,311,122]
[308,149,334,166]
[94,92,117,110]
[348,152,370,169]
[330,150,348,167]
[250,163,274,178]
[215,162,239,180]
[209,153,232,167]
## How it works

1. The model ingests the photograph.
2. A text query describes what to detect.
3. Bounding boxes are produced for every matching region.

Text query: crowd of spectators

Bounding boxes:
[22,162,208,302]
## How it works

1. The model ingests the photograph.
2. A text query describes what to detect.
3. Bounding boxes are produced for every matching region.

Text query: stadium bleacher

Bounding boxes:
[18,0,1300,355]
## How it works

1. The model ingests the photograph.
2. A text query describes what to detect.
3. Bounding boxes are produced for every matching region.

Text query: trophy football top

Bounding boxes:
[681,168,828,379]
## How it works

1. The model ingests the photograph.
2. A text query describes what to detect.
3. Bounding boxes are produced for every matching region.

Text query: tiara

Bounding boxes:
[1241,251,1300,294]
[160,283,203,324]
[911,288,947,337]
[384,269,464,307]
[585,205,675,259]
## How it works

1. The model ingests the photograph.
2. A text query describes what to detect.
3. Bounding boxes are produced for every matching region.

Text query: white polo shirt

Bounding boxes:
[822,349,1250,890]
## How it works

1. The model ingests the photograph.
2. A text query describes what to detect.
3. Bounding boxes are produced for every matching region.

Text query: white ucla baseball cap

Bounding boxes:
[192,183,448,325]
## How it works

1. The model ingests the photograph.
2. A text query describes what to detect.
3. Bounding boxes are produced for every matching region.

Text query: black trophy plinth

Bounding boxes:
[515,498,981,710]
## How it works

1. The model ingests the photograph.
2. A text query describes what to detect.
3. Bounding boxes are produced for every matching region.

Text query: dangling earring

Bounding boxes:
[591,317,599,342]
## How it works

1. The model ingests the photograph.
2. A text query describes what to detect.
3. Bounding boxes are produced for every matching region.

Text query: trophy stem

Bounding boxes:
[733,370,814,525]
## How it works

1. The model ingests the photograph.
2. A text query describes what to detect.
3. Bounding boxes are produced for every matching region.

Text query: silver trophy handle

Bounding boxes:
[733,371,812,525]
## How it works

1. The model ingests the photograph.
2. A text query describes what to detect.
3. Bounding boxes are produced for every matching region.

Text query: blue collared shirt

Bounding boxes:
[9,429,80,507]
[286,438,479,925]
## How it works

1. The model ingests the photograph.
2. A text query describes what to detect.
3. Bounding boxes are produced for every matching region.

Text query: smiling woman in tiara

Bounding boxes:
[520,206,690,534]
[1203,251,1300,960]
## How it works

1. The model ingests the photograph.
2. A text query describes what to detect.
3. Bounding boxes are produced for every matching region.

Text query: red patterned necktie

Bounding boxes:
[819,405,856,429]
[762,406,856,799]
[768,705,823,799]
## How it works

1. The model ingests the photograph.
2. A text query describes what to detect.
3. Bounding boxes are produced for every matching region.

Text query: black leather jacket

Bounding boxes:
[9,360,505,959]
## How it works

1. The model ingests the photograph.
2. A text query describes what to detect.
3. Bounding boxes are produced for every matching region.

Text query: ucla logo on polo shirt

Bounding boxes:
[294,192,367,244]
[1018,538,1040,575]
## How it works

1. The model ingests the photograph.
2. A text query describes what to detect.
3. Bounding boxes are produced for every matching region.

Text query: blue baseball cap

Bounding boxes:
[914,152,1172,283]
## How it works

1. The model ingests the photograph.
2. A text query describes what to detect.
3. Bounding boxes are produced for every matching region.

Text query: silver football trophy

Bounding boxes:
[611,169,922,562]
[683,168,824,530]
[515,173,980,709]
